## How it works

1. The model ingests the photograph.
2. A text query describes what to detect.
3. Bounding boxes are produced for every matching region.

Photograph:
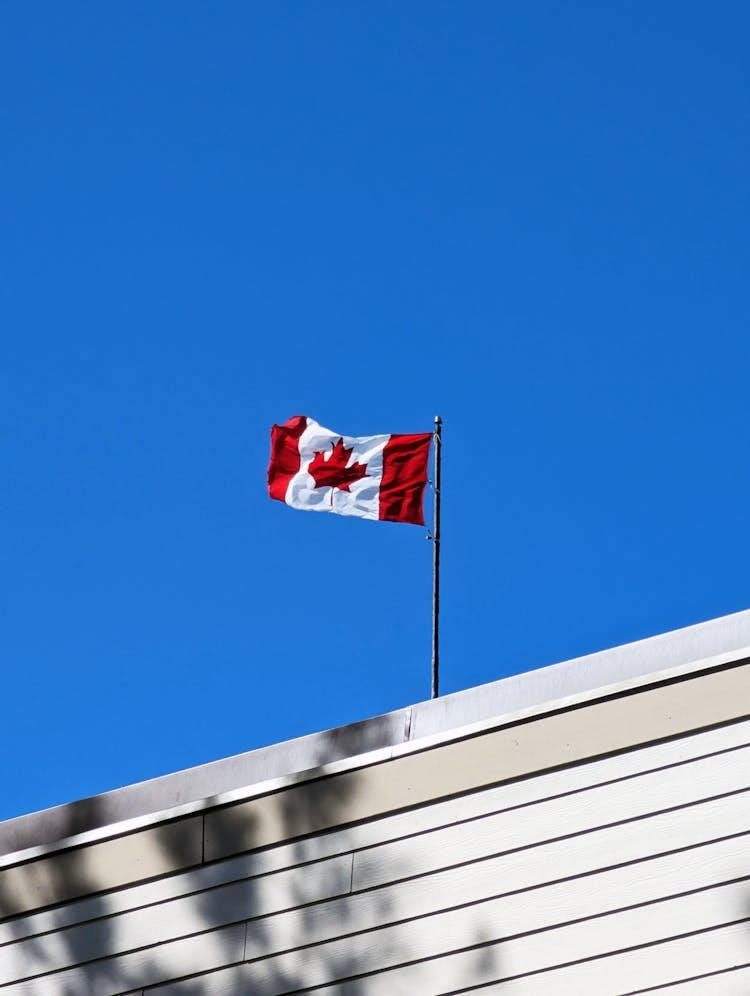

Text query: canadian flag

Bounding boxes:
[268,416,433,525]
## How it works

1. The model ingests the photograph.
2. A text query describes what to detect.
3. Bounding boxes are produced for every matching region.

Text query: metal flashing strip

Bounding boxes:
[0,642,749,874]
[409,606,750,741]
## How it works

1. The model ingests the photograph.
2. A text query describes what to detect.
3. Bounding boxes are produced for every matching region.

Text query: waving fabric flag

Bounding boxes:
[268,416,432,525]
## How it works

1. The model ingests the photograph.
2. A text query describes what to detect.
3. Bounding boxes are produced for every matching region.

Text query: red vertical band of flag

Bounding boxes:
[268,415,307,501]
[379,433,432,525]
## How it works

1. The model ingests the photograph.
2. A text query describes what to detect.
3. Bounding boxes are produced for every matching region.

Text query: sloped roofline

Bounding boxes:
[2,607,750,859]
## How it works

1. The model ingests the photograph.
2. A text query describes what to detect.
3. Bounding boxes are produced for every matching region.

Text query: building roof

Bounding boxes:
[3,606,750,863]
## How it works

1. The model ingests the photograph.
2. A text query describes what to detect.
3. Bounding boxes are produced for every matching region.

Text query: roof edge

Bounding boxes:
[3,606,750,858]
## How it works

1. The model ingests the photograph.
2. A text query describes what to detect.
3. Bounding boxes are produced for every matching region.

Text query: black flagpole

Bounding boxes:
[431,415,442,699]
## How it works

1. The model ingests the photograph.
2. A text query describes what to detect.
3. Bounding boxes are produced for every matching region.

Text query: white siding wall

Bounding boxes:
[1,672,750,994]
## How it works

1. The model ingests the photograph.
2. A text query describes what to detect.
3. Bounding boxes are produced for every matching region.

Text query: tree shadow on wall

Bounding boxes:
[0,725,391,995]
[0,721,504,995]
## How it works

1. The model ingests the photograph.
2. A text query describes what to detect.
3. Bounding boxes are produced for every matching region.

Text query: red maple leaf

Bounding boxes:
[308,438,368,492]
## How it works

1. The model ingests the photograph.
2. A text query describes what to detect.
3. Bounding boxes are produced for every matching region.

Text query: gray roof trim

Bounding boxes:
[2,606,750,860]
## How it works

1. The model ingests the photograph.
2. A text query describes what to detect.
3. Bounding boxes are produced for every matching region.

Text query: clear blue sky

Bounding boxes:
[2,3,749,821]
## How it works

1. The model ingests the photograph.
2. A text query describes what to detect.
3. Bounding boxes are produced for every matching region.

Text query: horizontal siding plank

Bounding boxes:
[628,964,750,994]
[345,719,750,893]
[0,855,351,984]
[302,921,750,996]
[240,881,749,993]
[353,746,750,891]
[0,720,748,989]
[1,923,245,996]
[238,820,750,965]
[149,964,247,995]
[204,663,750,861]
[2,756,749,984]
[150,923,750,995]
[3,792,748,985]
[3,771,748,983]
[3,717,749,948]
